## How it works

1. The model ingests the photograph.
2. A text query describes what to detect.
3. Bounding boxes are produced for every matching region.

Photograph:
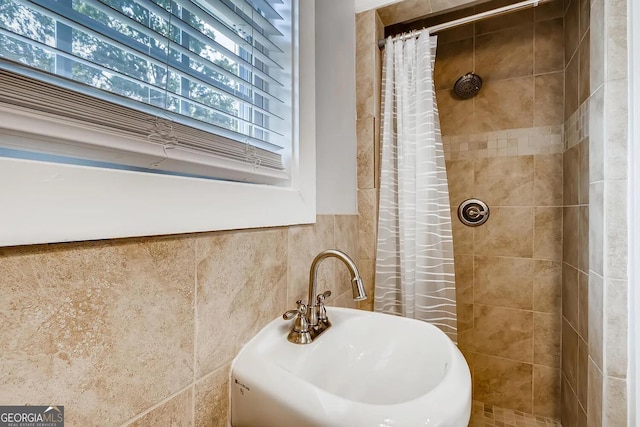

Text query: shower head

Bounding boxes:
[453,72,482,99]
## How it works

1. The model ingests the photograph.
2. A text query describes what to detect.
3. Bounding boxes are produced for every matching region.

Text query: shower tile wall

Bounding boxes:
[448,156,563,419]
[415,0,566,418]
[561,0,590,425]
[587,0,629,424]
[359,0,631,423]
[355,9,385,311]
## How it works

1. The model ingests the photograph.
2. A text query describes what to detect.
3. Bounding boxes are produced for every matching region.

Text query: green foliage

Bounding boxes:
[0,0,56,70]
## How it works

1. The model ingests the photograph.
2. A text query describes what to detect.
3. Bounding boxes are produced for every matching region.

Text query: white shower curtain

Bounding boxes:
[375,33,457,342]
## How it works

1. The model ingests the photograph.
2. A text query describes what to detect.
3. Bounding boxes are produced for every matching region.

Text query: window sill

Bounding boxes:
[0,156,315,246]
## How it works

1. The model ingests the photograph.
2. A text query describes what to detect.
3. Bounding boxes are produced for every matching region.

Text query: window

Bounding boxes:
[0,0,293,183]
[0,0,316,246]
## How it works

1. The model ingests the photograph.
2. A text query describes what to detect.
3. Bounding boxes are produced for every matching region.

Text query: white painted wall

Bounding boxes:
[354,0,403,13]
[315,0,358,214]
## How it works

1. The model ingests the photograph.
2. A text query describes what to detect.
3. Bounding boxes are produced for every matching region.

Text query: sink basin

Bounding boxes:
[230,307,471,427]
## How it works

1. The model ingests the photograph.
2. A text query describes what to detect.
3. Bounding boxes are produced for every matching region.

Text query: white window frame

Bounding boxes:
[0,0,315,247]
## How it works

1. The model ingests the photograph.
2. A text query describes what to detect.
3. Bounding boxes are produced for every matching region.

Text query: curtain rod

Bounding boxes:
[377,0,550,49]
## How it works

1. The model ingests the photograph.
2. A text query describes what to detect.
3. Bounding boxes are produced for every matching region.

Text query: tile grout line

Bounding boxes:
[470,399,561,426]
[192,237,198,426]
[118,383,195,427]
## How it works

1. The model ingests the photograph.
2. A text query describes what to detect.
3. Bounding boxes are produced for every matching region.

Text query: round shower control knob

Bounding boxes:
[458,199,490,227]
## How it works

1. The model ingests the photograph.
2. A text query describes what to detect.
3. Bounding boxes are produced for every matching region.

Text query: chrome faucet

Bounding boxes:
[283,249,367,344]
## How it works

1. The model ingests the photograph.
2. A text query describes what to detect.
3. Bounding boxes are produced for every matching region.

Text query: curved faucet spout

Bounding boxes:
[307,249,367,326]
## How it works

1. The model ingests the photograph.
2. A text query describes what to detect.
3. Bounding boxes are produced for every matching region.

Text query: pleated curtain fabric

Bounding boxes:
[375,33,458,343]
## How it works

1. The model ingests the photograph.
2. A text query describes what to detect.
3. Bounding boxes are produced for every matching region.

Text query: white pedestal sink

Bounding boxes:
[230,307,471,427]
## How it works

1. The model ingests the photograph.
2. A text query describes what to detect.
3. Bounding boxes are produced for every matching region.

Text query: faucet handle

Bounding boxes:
[283,300,307,320]
[316,290,332,302]
[283,301,313,344]
[316,290,331,322]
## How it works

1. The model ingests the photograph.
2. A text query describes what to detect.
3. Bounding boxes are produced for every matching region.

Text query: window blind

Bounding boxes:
[0,0,293,182]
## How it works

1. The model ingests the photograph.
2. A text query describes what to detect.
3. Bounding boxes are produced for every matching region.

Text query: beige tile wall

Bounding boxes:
[443,126,564,160]
[561,136,590,426]
[587,0,629,425]
[432,0,565,418]
[361,0,567,418]
[359,0,631,425]
[561,0,591,425]
[448,152,563,418]
[0,214,360,426]
[385,0,565,137]
[355,9,384,312]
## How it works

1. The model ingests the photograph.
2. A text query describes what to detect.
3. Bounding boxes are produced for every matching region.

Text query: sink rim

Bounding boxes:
[230,306,472,427]
[235,306,461,406]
